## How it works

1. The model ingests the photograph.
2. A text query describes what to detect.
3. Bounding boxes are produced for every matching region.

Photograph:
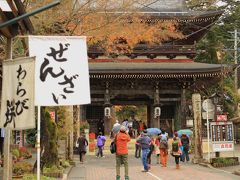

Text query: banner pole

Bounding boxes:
[37,106,41,180]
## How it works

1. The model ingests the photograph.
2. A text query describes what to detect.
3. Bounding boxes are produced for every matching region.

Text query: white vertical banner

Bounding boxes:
[28,36,91,106]
[0,57,35,129]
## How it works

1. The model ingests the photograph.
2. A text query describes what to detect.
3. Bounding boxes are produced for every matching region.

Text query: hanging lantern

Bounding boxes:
[104,107,111,117]
[154,107,161,118]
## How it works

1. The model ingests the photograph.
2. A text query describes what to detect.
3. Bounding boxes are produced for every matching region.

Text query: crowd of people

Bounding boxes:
[114,125,191,180]
[112,117,147,138]
[76,118,191,180]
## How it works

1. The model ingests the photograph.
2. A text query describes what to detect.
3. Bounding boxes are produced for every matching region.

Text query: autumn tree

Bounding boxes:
[25,0,183,55]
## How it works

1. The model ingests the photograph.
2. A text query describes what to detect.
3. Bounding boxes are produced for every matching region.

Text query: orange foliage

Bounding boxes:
[27,0,184,54]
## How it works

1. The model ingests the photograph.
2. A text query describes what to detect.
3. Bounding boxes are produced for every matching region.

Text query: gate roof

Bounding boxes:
[89,59,232,79]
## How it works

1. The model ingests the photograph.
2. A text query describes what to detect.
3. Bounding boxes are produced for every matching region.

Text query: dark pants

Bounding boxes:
[97,146,103,157]
[135,144,141,158]
[0,137,4,156]
[79,151,86,162]
[175,155,180,165]
[182,147,190,162]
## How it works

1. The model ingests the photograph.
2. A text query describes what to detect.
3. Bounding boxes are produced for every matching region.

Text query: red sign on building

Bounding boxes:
[216,115,227,122]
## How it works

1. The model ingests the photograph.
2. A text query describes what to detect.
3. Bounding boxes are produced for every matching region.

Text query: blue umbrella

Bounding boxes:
[146,128,161,136]
[177,129,193,137]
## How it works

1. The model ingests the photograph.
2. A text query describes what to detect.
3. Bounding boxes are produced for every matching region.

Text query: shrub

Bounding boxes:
[13,161,33,175]
[12,149,20,159]
[19,147,32,159]
[25,129,37,147]
[80,121,89,133]
[60,160,70,168]
[22,174,56,180]
[43,165,64,174]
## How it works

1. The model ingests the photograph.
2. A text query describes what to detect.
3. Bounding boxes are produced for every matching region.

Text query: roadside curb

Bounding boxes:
[199,162,212,168]
[233,170,240,176]
[61,165,74,180]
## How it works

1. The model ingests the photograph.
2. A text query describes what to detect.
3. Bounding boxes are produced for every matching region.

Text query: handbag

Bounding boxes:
[76,140,79,148]
[110,134,118,154]
[110,141,116,154]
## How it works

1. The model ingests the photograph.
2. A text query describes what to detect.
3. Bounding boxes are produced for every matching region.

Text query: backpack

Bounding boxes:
[172,141,179,152]
[160,139,168,149]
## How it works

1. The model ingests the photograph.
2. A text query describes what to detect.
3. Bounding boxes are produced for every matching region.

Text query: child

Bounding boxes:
[96,132,106,158]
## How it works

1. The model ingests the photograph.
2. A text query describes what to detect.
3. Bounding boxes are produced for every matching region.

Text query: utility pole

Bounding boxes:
[234,29,238,90]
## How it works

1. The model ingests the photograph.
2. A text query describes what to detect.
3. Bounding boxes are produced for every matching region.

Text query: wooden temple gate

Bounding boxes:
[79,1,230,136]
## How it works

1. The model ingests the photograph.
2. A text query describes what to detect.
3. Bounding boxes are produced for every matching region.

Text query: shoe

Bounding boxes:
[102,156,105,158]
[116,175,120,180]
[141,169,148,172]
[176,164,180,169]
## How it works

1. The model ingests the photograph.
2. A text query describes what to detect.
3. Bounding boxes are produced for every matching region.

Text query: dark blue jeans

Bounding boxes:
[182,147,189,162]
[141,149,150,170]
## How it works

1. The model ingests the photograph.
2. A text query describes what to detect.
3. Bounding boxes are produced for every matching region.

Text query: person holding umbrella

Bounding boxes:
[180,133,190,162]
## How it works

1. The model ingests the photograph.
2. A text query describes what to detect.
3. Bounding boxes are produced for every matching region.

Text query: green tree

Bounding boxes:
[41,108,58,167]
[25,129,37,147]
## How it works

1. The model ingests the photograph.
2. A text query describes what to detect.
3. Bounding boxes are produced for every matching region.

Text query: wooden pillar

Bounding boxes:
[104,81,111,135]
[181,87,187,128]
[3,38,13,180]
[154,82,160,128]
[192,93,203,163]
[67,106,74,160]
[73,105,80,145]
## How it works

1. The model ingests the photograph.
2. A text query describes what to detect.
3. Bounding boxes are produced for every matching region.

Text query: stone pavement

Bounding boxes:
[67,153,240,180]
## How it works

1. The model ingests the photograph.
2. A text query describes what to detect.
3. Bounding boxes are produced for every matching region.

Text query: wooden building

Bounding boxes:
[81,1,232,136]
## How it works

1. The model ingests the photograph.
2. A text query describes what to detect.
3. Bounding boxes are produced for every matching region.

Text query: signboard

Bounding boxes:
[29,36,90,106]
[202,112,214,120]
[212,142,234,152]
[202,99,215,119]
[211,121,234,152]
[216,115,227,122]
[0,57,35,130]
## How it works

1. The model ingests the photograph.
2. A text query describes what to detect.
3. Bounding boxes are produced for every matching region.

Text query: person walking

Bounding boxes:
[137,130,151,172]
[115,126,131,180]
[138,120,144,134]
[159,133,168,167]
[154,135,160,164]
[135,135,141,158]
[96,132,106,158]
[77,133,88,164]
[132,116,139,138]
[171,133,182,169]
[181,133,190,162]
[147,137,155,169]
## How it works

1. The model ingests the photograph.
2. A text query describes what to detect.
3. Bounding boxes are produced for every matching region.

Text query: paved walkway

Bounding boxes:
[68,153,240,180]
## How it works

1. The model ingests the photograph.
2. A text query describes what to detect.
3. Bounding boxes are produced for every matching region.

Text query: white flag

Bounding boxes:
[0,57,35,129]
[28,36,91,106]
